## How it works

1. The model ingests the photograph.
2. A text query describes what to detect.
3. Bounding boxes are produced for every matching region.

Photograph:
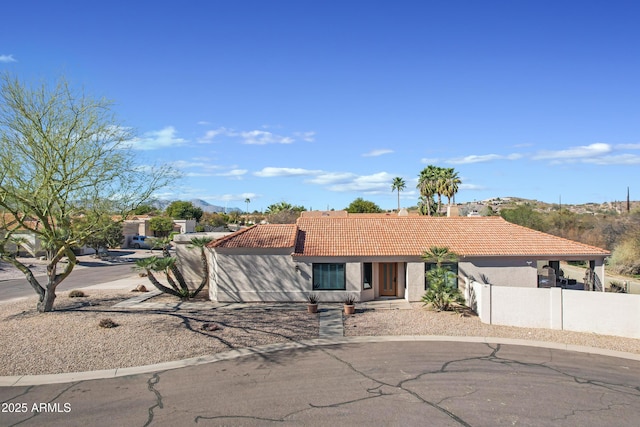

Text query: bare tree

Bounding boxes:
[0,73,175,312]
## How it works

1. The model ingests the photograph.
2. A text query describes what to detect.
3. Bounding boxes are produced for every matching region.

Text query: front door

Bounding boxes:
[379,263,397,296]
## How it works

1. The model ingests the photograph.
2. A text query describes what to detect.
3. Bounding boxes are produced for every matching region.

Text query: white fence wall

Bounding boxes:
[470,281,640,339]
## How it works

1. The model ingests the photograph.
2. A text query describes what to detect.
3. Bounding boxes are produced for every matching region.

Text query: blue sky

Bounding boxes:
[2,1,639,211]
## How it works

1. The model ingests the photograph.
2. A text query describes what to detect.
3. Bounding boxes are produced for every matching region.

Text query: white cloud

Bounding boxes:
[0,54,16,63]
[532,143,612,161]
[254,167,396,194]
[615,143,640,150]
[583,154,640,165]
[216,169,248,178]
[213,193,258,202]
[420,158,441,164]
[448,153,523,164]
[240,130,294,145]
[126,126,188,150]
[293,131,316,142]
[362,149,394,157]
[198,127,314,145]
[185,172,216,177]
[307,172,357,185]
[460,183,485,191]
[197,127,234,143]
[254,167,322,177]
[170,160,209,169]
[326,172,395,194]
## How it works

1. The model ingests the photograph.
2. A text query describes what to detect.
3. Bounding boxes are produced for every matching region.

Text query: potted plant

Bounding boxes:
[306,293,319,313]
[343,294,356,315]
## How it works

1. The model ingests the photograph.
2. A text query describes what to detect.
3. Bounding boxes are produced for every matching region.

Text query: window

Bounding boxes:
[425,262,458,290]
[362,263,372,290]
[313,263,346,290]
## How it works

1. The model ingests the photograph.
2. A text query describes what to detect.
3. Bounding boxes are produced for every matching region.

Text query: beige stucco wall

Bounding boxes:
[173,233,230,288]
[212,247,307,302]
[209,249,609,303]
[406,262,426,302]
[458,257,538,288]
[2,232,44,257]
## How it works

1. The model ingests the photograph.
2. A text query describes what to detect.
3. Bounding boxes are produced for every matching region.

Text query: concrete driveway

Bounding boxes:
[2,340,639,426]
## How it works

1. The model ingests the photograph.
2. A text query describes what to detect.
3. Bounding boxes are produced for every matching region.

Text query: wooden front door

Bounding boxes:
[379,263,397,296]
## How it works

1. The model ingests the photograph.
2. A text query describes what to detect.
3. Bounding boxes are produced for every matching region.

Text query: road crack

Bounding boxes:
[143,372,165,427]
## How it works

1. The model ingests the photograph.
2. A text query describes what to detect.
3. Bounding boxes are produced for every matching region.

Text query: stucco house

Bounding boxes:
[207,212,610,303]
[123,216,196,248]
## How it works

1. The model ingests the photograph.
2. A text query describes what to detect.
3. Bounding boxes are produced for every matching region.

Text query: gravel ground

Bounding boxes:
[344,303,640,355]
[1,292,639,377]
[0,290,319,376]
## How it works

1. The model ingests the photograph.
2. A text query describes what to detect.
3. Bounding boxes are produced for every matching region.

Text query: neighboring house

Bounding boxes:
[207,212,610,303]
[0,214,95,257]
[123,216,196,248]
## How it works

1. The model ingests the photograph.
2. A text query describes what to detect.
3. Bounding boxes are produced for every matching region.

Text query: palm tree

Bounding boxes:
[417,166,439,216]
[421,246,463,311]
[441,168,461,206]
[423,246,458,267]
[391,177,406,212]
[434,167,447,215]
[245,198,251,214]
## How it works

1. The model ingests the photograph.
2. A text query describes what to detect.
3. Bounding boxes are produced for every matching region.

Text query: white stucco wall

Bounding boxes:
[472,283,640,339]
[489,286,558,328]
[563,290,640,338]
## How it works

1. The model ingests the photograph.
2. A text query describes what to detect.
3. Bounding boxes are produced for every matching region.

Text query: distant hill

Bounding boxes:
[149,198,241,213]
[190,199,241,213]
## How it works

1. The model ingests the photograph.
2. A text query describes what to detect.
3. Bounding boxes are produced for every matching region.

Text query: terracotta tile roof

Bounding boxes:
[300,211,420,218]
[300,211,349,218]
[292,216,610,257]
[209,224,298,249]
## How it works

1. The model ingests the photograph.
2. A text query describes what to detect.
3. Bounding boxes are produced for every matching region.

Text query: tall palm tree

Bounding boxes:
[391,177,406,212]
[442,168,461,206]
[417,166,439,216]
[245,198,251,214]
[434,167,447,215]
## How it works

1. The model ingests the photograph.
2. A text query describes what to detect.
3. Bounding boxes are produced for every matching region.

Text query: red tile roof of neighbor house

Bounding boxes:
[209,216,611,257]
[210,224,298,249]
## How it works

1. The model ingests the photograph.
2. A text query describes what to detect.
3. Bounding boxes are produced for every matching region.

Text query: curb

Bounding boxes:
[2,336,640,387]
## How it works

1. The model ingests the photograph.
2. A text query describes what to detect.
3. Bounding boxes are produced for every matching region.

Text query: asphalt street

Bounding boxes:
[2,341,639,426]
[0,263,136,302]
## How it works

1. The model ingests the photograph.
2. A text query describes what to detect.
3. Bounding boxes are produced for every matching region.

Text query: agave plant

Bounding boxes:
[187,237,214,297]
[134,256,189,299]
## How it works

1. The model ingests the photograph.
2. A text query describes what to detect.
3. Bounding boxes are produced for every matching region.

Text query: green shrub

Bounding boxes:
[422,266,464,311]
[608,236,640,275]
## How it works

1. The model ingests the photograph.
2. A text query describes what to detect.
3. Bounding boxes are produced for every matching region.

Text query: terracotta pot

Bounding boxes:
[307,303,318,314]
[344,304,355,315]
